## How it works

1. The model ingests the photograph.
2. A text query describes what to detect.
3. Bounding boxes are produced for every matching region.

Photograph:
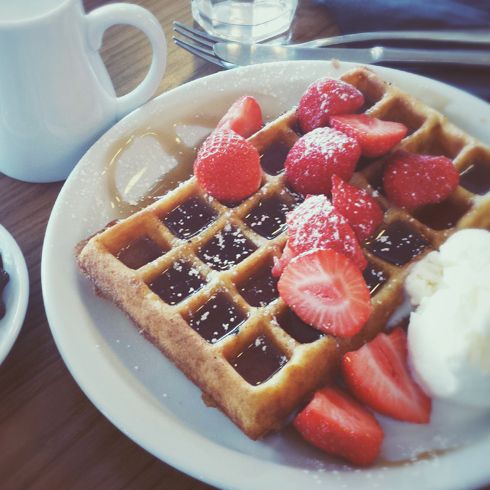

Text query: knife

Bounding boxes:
[214,42,490,67]
[297,29,490,48]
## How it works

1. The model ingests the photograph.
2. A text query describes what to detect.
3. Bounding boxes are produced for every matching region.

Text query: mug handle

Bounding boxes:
[85,3,167,119]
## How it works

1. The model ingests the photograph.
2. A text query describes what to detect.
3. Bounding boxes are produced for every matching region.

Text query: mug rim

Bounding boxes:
[0,0,76,27]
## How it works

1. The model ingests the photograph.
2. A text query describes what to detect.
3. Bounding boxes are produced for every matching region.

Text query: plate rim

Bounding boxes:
[41,60,490,490]
[0,224,29,364]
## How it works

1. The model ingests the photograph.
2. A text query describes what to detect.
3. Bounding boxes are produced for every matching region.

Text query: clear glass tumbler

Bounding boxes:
[191,0,298,43]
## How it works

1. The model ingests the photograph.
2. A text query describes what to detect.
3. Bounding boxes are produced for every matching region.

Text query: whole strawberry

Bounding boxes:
[194,129,262,202]
[383,151,459,210]
[297,77,365,133]
[285,127,361,196]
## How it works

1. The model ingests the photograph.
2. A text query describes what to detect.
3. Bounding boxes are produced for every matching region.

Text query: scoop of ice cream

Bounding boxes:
[406,229,490,408]
[404,250,443,306]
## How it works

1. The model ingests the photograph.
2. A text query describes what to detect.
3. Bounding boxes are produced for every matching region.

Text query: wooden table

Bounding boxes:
[2,2,489,489]
[0,2,337,489]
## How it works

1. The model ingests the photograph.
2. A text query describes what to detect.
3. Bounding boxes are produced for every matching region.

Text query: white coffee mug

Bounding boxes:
[0,0,167,183]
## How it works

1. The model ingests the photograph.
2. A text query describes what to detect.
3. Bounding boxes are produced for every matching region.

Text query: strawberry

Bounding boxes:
[285,127,361,195]
[383,151,459,210]
[294,386,384,466]
[278,249,372,337]
[286,194,367,271]
[331,175,384,242]
[216,95,263,138]
[330,114,407,158]
[297,77,365,134]
[272,242,295,278]
[342,327,432,424]
[194,129,262,202]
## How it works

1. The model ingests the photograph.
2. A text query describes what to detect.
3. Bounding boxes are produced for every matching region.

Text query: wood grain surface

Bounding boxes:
[0,1,337,489]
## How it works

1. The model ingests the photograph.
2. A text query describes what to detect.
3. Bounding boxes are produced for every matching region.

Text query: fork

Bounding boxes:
[173,21,490,69]
[173,21,235,68]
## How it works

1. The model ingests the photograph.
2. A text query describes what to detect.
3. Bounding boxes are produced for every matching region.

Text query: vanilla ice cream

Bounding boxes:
[405,229,490,408]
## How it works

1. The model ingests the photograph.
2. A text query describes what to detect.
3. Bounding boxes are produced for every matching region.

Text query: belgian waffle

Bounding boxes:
[77,67,490,439]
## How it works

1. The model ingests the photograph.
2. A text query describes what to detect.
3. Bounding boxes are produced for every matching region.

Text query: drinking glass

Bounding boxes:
[191,0,298,42]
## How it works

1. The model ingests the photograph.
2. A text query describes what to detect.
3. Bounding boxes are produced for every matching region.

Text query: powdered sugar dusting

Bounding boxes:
[301,127,355,160]
[315,78,360,112]
[298,76,364,132]
[331,175,384,241]
[198,225,257,271]
[285,127,360,195]
[286,194,365,269]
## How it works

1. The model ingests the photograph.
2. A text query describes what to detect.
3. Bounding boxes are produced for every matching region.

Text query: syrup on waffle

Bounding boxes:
[77,67,490,439]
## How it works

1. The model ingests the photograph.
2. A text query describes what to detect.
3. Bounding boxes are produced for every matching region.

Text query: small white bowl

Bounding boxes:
[0,225,29,364]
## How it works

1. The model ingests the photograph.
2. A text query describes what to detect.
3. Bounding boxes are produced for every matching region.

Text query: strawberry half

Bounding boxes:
[331,175,384,242]
[287,194,367,271]
[383,150,459,210]
[285,127,361,196]
[216,95,263,138]
[342,327,432,424]
[294,386,384,466]
[330,114,407,158]
[194,129,262,202]
[278,249,372,337]
[297,77,365,134]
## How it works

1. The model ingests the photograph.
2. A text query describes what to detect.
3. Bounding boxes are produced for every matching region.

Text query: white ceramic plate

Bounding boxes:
[42,61,490,490]
[0,225,29,364]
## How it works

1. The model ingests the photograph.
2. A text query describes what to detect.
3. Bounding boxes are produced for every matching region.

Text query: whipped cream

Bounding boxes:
[405,229,490,408]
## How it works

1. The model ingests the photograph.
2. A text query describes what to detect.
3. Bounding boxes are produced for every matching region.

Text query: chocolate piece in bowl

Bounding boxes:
[0,254,9,320]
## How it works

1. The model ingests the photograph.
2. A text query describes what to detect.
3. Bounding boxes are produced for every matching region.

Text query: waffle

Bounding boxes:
[77,67,490,439]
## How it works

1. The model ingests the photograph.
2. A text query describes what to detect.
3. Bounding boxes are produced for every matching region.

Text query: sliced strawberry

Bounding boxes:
[331,175,384,242]
[278,249,372,337]
[297,78,365,134]
[287,194,367,271]
[342,327,432,423]
[194,129,262,202]
[330,114,407,158]
[285,127,361,195]
[383,151,459,210]
[272,242,295,278]
[294,386,384,466]
[216,95,263,138]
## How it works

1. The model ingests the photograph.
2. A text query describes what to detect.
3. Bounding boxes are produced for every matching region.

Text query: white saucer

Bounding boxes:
[0,224,29,364]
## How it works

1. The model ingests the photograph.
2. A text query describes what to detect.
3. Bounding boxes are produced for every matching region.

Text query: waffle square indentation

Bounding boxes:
[276,309,324,344]
[236,258,278,307]
[115,236,167,269]
[187,292,247,343]
[362,262,389,296]
[197,225,257,271]
[244,195,293,239]
[230,334,288,385]
[378,98,426,136]
[413,197,470,230]
[459,160,490,196]
[364,221,430,266]
[162,195,217,239]
[148,261,206,305]
[260,140,291,175]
